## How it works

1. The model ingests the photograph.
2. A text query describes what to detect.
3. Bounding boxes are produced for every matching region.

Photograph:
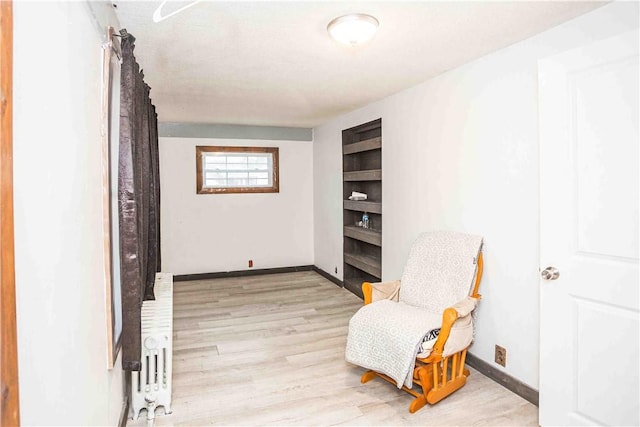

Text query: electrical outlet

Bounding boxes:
[335,266,338,274]
[495,345,506,367]
[248,260,253,268]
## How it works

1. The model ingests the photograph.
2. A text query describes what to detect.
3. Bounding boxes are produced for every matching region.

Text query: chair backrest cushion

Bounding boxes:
[399,231,483,312]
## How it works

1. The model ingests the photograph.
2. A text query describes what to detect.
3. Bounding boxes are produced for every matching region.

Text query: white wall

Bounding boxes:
[13,1,124,425]
[160,137,314,275]
[313,1,639,389]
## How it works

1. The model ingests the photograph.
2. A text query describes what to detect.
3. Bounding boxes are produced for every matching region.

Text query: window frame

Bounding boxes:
[196,146,280,194]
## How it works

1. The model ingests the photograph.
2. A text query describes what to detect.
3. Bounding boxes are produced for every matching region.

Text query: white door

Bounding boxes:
[539,30,639,426]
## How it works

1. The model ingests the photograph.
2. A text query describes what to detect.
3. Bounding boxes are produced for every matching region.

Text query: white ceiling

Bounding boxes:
[113,1,606,128]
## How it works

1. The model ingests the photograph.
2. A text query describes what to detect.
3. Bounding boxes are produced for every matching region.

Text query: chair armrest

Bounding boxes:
[362,280,401,305]
[421,296,480,361]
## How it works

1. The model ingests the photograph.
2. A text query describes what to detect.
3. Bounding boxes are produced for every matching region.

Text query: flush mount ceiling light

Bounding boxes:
[327,13,379,46]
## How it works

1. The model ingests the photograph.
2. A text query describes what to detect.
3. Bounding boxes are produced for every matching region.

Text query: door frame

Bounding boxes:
[0,0,20,425]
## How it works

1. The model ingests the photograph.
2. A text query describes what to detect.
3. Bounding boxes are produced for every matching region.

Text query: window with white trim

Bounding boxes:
[196,146,279,194]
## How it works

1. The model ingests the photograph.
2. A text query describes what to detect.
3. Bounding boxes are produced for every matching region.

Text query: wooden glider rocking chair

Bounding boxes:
[345,231,484,413]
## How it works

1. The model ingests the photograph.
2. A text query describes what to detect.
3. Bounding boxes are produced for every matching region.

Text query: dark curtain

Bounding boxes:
[118,32,161,371]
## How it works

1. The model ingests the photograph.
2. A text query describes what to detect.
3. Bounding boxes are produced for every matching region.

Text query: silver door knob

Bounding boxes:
[541,266,560,280]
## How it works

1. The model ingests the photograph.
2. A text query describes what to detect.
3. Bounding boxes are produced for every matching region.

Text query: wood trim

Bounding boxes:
[101,27,124,369]
[175,265,346,290]
[101,25,114,368]
[101,26,118,369]
[174,265,314,282]
[311,266,343,288]
[195,146,279,194]
[0,1,20,424]
[465,352,539,406]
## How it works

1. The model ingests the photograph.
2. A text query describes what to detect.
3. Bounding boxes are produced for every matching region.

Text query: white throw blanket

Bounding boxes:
[345,231,483,389]
[345,299,442,388]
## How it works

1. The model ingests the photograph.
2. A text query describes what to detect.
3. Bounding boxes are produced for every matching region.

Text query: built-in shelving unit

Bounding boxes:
[342,118,382,299]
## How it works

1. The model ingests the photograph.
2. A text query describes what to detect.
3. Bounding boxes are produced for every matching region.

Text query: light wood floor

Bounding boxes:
[129,271,538,426]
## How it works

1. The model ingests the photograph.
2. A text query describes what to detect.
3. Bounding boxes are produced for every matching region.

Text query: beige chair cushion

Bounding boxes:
[370,280,401,303]
[417,313,475,358]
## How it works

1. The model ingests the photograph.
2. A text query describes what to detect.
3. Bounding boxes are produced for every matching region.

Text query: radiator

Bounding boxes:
[131,273,173,421]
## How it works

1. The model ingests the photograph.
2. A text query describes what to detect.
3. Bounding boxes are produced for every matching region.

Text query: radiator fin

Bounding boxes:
[131,273,173,420]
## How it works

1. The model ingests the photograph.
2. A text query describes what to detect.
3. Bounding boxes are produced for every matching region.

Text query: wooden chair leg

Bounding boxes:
[416,365,433,398]
[425,351,469,404]
[362,349,472,414]
[407,364,434,413]
[460,349,469,377]
[361,370,378,384]
[427,375,467,404]
[409,395,427,413]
